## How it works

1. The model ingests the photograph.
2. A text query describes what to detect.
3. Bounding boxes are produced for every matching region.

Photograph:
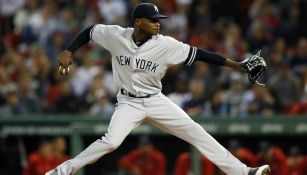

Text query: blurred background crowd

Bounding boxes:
[0,0,307,117]
[1,0,307,117]
[1,0,307,175]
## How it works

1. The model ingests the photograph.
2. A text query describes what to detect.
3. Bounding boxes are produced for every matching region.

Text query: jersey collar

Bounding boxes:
[128,28,159,49]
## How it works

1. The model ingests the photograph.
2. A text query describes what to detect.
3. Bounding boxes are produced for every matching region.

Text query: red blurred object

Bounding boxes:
[174,152,214,175]
[118,147,166,175]
[236,148,258,167]
[286,102,307,115]
[3,32,21,50]
[257,146,289,175]
[23,152,54,175]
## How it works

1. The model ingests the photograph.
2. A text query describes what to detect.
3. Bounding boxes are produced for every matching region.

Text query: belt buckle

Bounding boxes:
[121,89,128,96]
[122,89,135,97]
[124,90,129,96]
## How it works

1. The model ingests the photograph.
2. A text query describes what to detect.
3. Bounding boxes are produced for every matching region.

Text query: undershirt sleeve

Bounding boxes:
[66,25,94,53]
[185,48,226,66]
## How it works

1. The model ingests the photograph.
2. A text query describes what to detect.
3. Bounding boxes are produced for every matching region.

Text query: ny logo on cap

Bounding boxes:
[154,5,159,12]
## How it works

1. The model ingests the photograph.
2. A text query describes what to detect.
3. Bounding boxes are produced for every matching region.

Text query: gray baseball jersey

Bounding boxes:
[46,24,250,175]
[90,24,196,96]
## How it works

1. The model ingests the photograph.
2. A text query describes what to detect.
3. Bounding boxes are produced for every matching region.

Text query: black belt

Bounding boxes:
[120,89,157,98]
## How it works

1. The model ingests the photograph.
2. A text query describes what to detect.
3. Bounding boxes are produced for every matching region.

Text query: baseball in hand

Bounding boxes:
[59,65,70,75]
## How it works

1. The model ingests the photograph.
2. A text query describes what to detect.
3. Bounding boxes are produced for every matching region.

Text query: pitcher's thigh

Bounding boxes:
[147,98,206,144]
[106,103,146,144]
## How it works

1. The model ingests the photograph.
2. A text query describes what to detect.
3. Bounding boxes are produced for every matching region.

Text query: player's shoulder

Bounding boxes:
[157,34,184,47]
[94,24,128,35]
[157,34,177,42]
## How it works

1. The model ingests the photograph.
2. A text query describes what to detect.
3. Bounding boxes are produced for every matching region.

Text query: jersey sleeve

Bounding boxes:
[164,36,197,66]
[90,24,123,52]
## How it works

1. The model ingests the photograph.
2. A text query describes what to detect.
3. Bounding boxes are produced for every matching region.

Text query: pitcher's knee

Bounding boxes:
[106,139,122,152]
[100,133,123,152]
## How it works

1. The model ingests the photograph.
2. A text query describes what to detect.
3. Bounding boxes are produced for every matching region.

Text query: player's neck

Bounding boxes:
[132,31,151,45]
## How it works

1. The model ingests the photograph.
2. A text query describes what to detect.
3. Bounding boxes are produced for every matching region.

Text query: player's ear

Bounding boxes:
[135,19,142,26]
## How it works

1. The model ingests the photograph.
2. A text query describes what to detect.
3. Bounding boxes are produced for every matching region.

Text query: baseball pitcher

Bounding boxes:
[48,3,269,175]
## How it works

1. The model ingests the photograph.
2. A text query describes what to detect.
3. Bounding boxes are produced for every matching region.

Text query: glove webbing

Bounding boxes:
[244,50,266,86]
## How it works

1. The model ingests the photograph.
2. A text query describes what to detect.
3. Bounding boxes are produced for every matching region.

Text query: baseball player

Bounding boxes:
[47,3,269,175]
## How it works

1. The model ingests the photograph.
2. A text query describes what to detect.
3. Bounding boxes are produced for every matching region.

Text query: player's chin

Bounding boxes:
[152,30,159,35]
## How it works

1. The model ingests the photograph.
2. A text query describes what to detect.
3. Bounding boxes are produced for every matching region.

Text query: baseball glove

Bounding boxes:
[240,50,267,85]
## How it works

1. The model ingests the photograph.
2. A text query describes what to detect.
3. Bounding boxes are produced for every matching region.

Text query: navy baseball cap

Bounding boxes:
[132,3,167,20]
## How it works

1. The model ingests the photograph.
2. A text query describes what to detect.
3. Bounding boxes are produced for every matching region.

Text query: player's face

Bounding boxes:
[138,18,161,35]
